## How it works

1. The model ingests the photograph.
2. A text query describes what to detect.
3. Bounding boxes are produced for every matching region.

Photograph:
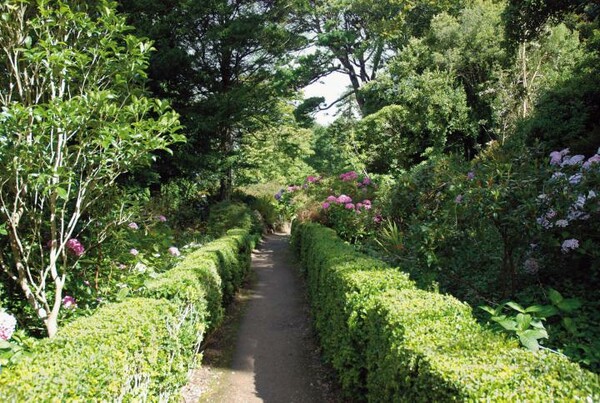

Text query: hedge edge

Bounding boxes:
[0,202,261,400]
[291,221,600,401]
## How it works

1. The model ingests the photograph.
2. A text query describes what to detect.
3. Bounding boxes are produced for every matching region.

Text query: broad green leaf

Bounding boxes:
[562,317,578,334]
[557,298,582,313]
[525,304,559,318]
[519,335,540,352]
[520,328,548,340]
[55,187,68,200]
[548,288,563,305]
[516,313,532,331]
[496,318,517,331]
[506,301,525,313]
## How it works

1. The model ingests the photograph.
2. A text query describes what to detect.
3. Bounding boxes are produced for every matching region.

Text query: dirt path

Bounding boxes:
[183,232,340,402]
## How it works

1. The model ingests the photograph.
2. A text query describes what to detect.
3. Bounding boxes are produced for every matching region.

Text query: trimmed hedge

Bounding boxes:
[291,221,600,401]
[0,202,260,400]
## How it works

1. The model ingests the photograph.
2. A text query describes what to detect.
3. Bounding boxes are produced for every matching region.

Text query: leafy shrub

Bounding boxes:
[292,221,600,401]
[0,298,200,400]
[0,202,261,399]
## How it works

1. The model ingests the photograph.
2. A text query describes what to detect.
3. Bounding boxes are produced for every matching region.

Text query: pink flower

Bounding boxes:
[363,199,372,205]
[362,176,371,185]
[130,248,139,256]
[168,247,181,257]
[455,195,463,204]
[339,171,358,181]
[345,203,355,210]
[561,238,580,253]
[322,202,330,210]
[128,222,139,230]
[337,194,352,204]
[306,175,319,183]
[356,203,364,210]
[373,214,383,223]
[0,311,16,341]
[156,215,167,222]
[62,295,77,309]
[66,238,85,257]
[326,195,338,203]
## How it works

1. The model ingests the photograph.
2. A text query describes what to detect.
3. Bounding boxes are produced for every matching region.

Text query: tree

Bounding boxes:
[118,0,304,199]
[0,0,182,337]
[293,0,468,115]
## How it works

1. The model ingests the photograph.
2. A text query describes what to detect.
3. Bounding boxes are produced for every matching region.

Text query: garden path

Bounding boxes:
[184,232,339,402]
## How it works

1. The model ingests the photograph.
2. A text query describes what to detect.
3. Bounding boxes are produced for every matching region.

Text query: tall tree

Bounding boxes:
[293,0,468,116]
[118,0,304,199]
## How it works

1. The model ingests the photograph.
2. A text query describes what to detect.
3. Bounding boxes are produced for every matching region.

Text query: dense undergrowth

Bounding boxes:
[291,221,599,401]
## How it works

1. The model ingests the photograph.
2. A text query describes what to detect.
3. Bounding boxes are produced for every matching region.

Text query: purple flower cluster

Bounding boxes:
[0,311,16,341]
[561,238,580,253]
[66,238,85,257]
[549,148,600,169]
[339,171,359,182]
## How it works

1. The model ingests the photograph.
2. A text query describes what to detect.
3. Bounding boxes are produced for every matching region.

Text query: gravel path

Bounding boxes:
[216,232,338,403]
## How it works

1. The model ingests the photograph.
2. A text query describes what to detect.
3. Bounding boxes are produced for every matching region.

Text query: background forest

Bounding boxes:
[0,0,599,390]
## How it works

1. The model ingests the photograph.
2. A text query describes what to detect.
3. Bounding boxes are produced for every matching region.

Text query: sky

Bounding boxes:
[301,72,351,125]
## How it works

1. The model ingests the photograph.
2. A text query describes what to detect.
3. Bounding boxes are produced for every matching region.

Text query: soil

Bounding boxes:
[180,232,342,403]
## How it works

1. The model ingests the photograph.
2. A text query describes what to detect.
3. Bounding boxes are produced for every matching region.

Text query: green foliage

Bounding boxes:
[357,68,475,173]
[118,0,305,197]
[292,221,600,401]
[0,0,182,337]
[290,221,414,396]
[0,298,200,400]
[0,202,261,399]
[238,122,315,187]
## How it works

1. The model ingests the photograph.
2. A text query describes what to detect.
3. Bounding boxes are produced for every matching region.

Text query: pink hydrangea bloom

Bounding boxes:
[337,194,352,204]
[322,202,330,210]
[373,214,383,223]
[356,203,364,210]
[326,195,338,203]
[62,295,77,309]
[306,175,319,183]
[66,238,85,257]
[363,176,371,185]
[168,247,181,257]
[130,248,139,256]
[345,203,355,210]
[0,311,16,341]
[339,171,358,181]
[128,222,139,230]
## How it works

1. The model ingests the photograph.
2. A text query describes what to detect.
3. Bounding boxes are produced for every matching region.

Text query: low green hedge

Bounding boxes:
[291,221,600,401]
[0,298,199,400]
[0,202,261,400]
